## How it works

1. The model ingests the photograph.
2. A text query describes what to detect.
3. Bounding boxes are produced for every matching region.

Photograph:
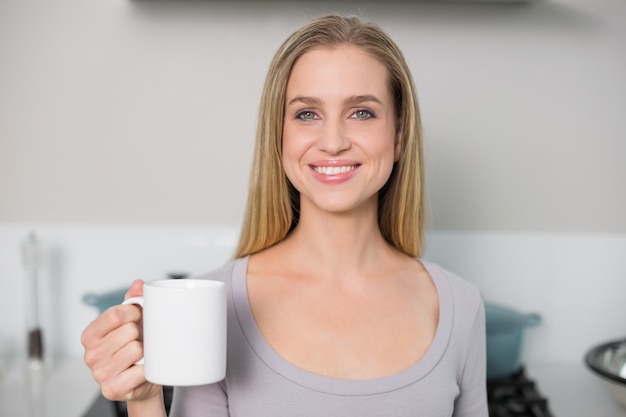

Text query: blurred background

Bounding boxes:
[0,0,625,415]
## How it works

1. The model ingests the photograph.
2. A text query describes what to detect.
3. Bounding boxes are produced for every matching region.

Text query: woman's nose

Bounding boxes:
[318,119,350,155]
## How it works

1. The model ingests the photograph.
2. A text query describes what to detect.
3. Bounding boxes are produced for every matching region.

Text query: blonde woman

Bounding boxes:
[82,14,487,417]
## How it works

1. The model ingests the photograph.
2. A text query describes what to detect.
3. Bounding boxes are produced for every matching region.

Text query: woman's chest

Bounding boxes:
[248,278,439,380]
[224,354,458,417]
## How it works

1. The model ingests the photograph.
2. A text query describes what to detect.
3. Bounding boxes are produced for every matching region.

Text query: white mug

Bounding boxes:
[123,279,226,386]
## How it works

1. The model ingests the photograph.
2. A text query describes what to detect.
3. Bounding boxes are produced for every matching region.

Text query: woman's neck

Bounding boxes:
[276,205,400,284]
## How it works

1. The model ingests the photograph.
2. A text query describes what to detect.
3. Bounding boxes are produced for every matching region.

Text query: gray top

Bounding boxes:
[170,257,487,417]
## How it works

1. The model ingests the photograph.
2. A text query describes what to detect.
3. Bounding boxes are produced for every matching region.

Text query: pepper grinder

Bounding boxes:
[22,232,45,372]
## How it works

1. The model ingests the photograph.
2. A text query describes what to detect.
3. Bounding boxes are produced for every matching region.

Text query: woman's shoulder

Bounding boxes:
[194,256,248,284]
[420,260,485,353]
[419,259,484,307]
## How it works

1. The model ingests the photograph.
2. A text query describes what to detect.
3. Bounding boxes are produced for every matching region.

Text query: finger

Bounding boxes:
[86,321,142,380]
[95,320,143,364]
[100,364,148,402]
[82,304,142,346]
[125,280,144,300]
[81,305,142,374]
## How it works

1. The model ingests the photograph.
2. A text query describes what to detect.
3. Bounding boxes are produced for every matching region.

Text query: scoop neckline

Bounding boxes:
[231,256,453,396]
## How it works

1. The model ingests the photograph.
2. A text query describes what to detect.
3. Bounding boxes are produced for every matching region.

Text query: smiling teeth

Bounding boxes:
[313,165,356,175]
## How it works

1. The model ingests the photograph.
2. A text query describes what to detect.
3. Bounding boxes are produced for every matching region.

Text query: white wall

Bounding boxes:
[0,0,624,232]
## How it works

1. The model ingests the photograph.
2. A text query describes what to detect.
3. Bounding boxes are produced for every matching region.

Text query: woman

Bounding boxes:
[81,14,487,417]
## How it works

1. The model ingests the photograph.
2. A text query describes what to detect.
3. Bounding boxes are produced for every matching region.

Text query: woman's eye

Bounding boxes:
[296,111,317,121]
[352,109,373,120]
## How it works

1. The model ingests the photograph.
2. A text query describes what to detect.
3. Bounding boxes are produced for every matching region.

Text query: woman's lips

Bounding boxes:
[312,165,358,175]
[309,162,360,183]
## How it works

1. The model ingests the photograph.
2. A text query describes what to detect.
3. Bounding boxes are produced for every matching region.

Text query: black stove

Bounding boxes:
[488,367,554,417]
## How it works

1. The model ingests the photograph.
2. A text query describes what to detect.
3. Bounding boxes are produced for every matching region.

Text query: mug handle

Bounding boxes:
[122,296,145,365]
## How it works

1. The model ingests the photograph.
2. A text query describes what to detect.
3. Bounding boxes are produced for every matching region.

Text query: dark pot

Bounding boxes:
[485,302,541,380]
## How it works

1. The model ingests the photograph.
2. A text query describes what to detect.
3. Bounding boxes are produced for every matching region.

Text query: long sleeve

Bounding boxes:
[453,301,488,417]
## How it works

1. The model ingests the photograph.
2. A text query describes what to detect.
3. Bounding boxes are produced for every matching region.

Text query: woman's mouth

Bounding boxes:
[312,165,358,175]
[309,163,361,184]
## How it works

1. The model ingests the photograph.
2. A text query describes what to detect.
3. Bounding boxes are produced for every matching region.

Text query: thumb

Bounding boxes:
[124,279,144,300]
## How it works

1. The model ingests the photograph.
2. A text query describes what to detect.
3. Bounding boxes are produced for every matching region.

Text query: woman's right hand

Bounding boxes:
[81,279,162,403]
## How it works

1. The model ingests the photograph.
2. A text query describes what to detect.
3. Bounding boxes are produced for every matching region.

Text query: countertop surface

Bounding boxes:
[0,357,100,417]
[1,359,625,416]
[527,363,626,417]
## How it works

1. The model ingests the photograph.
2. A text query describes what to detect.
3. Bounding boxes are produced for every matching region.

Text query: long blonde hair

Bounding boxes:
[235,14,425,258]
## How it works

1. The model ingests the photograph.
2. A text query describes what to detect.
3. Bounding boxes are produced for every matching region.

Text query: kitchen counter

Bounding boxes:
[0,357,100,417]
[527,363,626,417]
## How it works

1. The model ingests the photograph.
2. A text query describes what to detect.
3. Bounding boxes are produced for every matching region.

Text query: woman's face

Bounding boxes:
[282,45,400,216]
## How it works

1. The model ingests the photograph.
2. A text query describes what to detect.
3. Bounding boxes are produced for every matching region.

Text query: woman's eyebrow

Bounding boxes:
[344,95,382,106]
[286,95,382,107]
[286,96,322,106]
